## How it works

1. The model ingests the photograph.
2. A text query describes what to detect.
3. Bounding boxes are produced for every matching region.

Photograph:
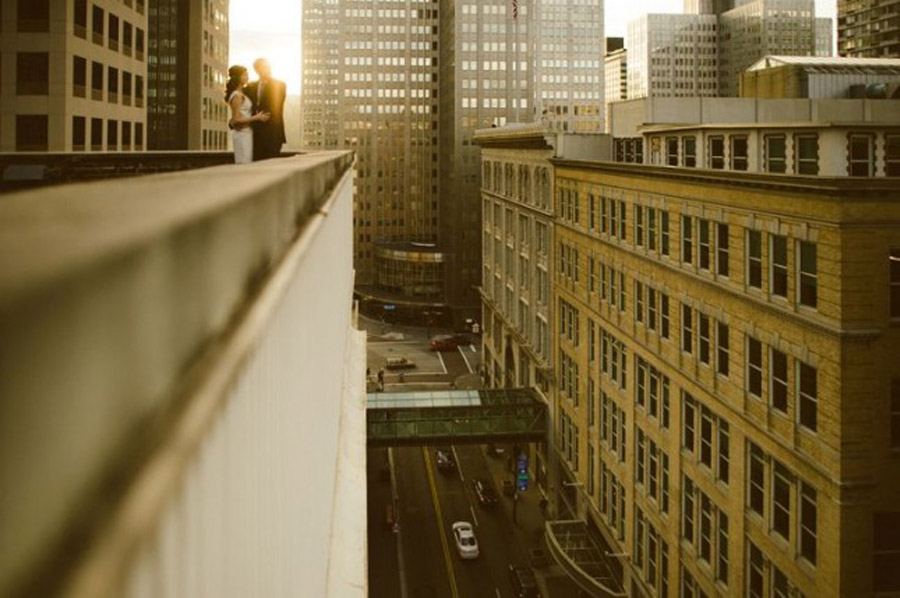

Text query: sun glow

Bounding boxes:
[229,0,303,95]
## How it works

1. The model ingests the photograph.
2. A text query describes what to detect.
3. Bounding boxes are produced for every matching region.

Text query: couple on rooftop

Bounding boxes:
[225,59,287,164]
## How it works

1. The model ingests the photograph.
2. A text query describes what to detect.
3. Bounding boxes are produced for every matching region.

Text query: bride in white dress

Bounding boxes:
[226,65,269,164]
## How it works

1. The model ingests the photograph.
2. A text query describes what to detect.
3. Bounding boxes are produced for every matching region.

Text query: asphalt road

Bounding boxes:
[369,444,538,598]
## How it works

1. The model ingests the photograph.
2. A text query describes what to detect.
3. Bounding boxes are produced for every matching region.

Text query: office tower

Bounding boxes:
[605,46,628,105]
[302,0,603,321]
[718,0,822,96]
[815,17,834,57]
[438,0,534,318]
[626,13,720,99]
[627,0,830,99]
[534,96,900,595]
[838,0,900,58]
[303,0,441,315]
[533,0,604,134]
[0,0,148,152]
[147,0,230,150]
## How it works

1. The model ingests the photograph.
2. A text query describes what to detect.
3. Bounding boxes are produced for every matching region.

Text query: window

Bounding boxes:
[718,422,730,484]
[15,115,48,151]
[123,21,133,54]
[747,230,762,289]
[709,136,724,169]
[886,135,900,176]
[698,219,711,271]
[16,53,49,95]
[684,136,697,167]
[892,249,900,319]
[107,67,119,102]
[661,212,670,256]
[635,281,644,324]
[91,61,103,100]
[798,362,817,432]
[682,215,693,264]
[800,483,817,565]
[698,314,710,365]
[73,55,87,97]
[731,136,748,171]
[135,122,143,150]
[661,293,670,339]
[873,512,900,592]
[799,241,817,308]
[666,137,678,166]
[717,322,729,377]
[747,336,762,398]
[700,407,713,467]
[681,304,693,354]
[72,116,86,151]
[771,235,788,298]
[716,223,729,277]
[770,348,788,413]
[108,13,119,50]
[136,27,145,60]
[647,288,657,331]
[107,120,118,150]
[17,0,49,32]
[748,443,765,516]
[765,135,786,173]
[772,463,791,539]
[91,117,103,151]
[74,0,88,37]
[747,542,765,598]
[683,393,696,452]
[92,5,105,45]
[634,206,645,247]
[796,134,819,174]
[648,209,657,251]
[848,134,874,177]
[682,476,695,543]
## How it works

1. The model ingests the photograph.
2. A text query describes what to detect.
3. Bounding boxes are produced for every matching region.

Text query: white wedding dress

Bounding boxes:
[229,91,253,164]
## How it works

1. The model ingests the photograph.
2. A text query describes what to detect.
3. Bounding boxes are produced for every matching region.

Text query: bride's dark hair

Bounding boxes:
[225,65,247,102]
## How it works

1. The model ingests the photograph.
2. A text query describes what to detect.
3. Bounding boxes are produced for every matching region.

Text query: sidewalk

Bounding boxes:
[481,447,582,598]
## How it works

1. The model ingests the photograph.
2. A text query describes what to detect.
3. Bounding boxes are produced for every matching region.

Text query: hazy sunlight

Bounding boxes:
[230,0,303,95]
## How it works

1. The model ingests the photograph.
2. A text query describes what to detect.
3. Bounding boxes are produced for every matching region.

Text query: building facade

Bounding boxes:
[718,0,823,96]
[302,0,442,317]
[0,0,148,152]
[302,0,604,322]
[546,99,900,595]
[147,0,229,150]
[626,0,832,99]
[626,13,720,99]
[604,47,628,106]
[838,0,900,58]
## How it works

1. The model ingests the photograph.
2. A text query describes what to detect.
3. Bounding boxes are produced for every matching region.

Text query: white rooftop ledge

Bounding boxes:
[0,151,366,597]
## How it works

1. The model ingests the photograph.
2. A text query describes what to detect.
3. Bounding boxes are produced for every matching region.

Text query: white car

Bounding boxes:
[451,521,479,559]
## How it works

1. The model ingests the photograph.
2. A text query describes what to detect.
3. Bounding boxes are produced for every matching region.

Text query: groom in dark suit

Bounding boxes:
[245,58,287,161]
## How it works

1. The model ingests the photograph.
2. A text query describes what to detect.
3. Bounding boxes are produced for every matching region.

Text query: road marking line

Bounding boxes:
[495,588,502,598]
[457,346,473,374]
[452,445,464,482]
[470,505,480,528]
[436,351,448,374]
[388,449,409,598]
[423,448,460,598]
[470,344,477,353]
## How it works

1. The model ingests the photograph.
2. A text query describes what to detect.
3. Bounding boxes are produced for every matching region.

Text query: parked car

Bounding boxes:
[508,564,541,597]
[385,356,416,370]
[472,478,499,507]
[452,521,479,559]
[435,448,456,473]
[429,334,471,351]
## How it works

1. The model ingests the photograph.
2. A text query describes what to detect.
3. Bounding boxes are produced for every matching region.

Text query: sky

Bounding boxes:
[229,0,838,95]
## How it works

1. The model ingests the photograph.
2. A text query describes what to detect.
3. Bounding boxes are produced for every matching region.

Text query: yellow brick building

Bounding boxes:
[549,127,900,596]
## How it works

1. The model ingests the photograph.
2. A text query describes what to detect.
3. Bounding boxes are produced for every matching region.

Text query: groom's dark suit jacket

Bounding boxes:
[245,78,287,161]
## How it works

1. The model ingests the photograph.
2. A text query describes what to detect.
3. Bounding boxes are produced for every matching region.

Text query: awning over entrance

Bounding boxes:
[545,520,627,598]
[366,388,546,447]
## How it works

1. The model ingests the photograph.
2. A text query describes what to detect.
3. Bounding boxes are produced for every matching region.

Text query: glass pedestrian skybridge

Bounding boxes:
[366,388,547,447]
